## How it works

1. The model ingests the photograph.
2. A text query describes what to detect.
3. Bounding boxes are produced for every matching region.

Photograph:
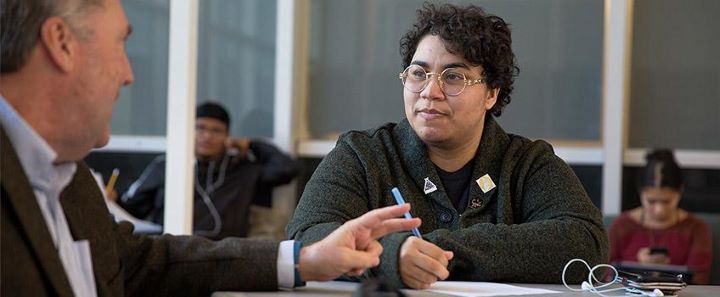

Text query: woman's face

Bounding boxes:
[403,35,499,149]
[640,186,681,222]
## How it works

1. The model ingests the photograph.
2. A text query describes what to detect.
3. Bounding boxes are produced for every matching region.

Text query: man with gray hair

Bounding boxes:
[0,0,421,295]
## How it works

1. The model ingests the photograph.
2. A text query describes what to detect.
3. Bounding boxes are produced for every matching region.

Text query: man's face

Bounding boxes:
[195,117,229,159]
[72,0,134,150]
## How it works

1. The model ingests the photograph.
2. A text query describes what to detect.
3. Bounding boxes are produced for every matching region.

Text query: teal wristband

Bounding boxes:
[293,240,305,287]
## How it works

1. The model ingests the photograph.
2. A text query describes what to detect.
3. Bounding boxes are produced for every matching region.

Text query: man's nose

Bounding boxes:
[123,54,135,86]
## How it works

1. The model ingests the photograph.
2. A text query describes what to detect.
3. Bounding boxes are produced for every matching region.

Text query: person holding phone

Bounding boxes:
[608,149,712,284]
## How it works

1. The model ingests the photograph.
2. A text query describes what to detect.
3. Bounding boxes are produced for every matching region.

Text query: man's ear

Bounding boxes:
[39,16,78,73]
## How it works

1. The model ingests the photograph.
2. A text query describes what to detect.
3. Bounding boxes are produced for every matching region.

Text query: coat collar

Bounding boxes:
[1,128,75,296]
[394,116,510,213]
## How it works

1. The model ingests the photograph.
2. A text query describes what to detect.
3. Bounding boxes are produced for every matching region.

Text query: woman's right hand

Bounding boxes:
[637,247,671,264]
[399,236,453,289]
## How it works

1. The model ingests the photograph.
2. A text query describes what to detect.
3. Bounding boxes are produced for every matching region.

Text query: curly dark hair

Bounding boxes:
[400,3,519,117]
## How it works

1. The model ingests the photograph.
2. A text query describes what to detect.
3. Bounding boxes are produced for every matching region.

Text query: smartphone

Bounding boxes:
[619,270,686,284]
[649,247,669,256]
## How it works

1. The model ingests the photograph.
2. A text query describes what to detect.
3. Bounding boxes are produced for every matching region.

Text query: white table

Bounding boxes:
[213,281,717,297]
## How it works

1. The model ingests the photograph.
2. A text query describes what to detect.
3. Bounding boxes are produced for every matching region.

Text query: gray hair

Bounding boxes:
[1,0,103,74]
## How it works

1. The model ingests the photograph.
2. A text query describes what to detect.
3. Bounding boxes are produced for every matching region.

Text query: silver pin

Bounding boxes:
[423,177,437,194]
[476,174,496,193]
[470,198,483,209]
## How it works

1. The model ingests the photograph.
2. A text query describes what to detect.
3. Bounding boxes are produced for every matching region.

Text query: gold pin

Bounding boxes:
[476,174,496,193]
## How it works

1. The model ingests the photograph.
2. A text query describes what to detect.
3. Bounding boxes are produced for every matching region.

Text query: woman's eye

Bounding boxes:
[444,72,464,82]
[411,70,426,79]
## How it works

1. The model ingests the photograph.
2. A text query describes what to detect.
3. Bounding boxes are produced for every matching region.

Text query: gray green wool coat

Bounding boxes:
[287,116,608,286]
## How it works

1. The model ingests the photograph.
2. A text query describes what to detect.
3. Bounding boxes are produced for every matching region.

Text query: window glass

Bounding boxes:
[307,0,603,141]
[197,0,277,138]
[112,0,169,136]
[628,0,720,150]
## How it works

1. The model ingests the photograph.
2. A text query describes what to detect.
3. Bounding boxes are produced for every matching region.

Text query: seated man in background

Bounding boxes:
[609,149,712,284]
[118,102,298,239]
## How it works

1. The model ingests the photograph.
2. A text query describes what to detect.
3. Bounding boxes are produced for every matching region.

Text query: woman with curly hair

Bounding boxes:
[288,3,608,289]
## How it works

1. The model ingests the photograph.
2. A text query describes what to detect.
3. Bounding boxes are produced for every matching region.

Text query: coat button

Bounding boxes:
[440,212,452,223]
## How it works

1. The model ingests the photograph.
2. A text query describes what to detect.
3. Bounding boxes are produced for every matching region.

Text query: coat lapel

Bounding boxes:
[0,129,75,296]
[467,117,510,219]
[60,161,118,296]
[393,119,455,211]
[394,117,511,217]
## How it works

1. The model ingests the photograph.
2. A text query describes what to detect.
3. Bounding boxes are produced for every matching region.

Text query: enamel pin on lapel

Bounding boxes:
[470,198,483,209]
[476,174,496,193]
[423,177,437,194]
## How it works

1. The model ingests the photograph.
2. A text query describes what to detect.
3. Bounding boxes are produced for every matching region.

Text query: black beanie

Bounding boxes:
[196,102,230,129]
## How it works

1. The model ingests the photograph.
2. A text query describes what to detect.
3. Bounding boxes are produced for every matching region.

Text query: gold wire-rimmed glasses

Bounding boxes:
[399,64,484,96]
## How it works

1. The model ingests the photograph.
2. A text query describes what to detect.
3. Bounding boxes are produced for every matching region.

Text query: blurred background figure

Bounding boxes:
[116,102,298,239]
[609,149,712,284]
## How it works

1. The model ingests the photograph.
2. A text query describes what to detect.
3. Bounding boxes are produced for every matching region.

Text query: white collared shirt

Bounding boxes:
[0,96,97,297]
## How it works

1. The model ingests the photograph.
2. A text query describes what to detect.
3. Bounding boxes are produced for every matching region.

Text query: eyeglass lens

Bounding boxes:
[401,65,468,96]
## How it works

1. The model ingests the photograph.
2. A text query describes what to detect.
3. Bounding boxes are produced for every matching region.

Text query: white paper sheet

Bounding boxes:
[426,281,560,297]
[104,200,163,234]
[91,170,163,234]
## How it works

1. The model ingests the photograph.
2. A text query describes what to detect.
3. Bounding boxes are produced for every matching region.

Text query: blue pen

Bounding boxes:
[391,187,422,238]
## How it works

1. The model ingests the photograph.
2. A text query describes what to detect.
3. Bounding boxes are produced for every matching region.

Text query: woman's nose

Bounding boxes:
[420,75,445,101]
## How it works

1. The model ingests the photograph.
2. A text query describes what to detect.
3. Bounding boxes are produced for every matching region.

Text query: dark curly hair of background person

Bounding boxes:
[400,3,519,117]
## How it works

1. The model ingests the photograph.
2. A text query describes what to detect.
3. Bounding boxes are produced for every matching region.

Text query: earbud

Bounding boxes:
[626,287,665,297]
[581,281,592,291]
[638,288,665,296]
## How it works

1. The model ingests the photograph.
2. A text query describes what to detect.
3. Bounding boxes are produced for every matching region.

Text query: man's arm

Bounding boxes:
[115,224,282,294]
[114,203,419,295]
[248,140,299,187]
[298,204,421,281]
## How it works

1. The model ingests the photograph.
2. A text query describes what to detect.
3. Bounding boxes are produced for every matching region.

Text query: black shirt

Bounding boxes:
[436,160,474,213]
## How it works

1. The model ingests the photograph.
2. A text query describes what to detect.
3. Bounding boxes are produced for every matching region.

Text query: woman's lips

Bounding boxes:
[416,108,446,120]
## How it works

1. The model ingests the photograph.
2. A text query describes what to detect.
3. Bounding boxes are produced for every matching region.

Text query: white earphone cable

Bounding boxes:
[193,154,230,237]
[562,259,669,297]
